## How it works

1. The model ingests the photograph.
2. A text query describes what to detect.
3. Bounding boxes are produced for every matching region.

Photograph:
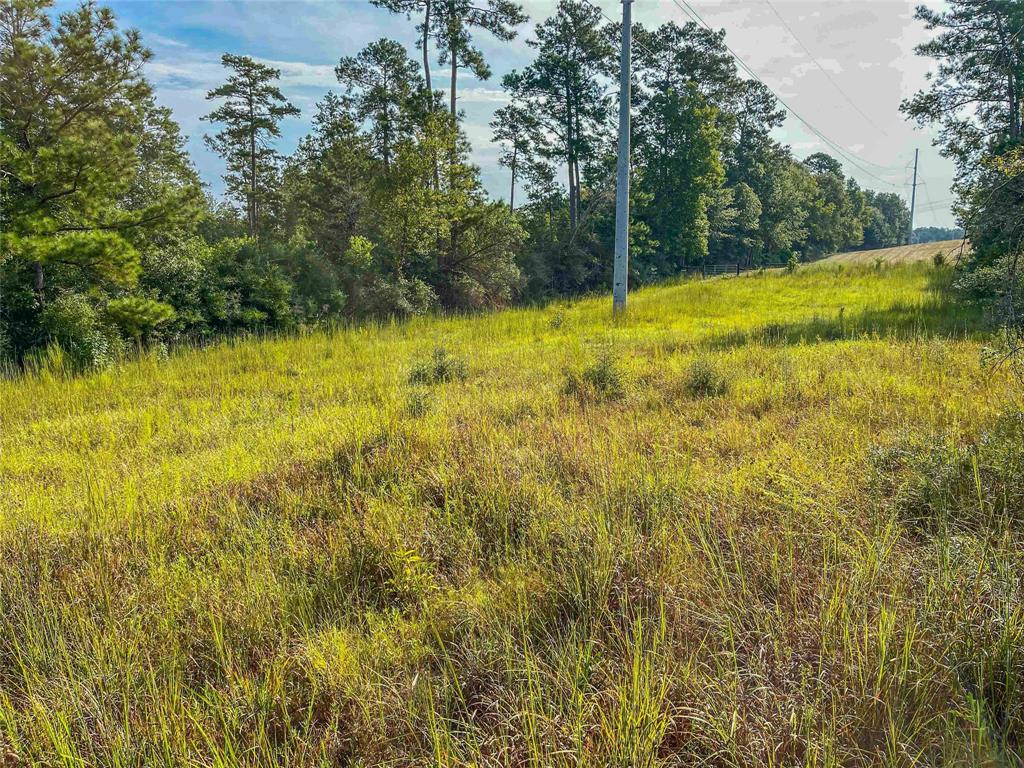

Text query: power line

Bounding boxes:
[762,0,889,137]
[666,0,907,189]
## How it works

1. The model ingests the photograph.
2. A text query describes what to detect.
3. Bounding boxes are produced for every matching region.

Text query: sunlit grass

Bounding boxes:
[1,262,1021,765]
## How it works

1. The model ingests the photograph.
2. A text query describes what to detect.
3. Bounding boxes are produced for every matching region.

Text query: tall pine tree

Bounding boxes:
[203,54,299,239]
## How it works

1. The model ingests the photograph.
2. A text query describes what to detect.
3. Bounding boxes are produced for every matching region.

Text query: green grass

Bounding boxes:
[1,262,1022,765]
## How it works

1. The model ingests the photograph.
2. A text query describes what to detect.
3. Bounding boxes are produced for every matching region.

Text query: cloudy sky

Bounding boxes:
[60,0,958,227]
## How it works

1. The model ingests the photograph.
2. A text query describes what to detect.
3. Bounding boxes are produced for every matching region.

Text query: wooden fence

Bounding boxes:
[681,263,766,278]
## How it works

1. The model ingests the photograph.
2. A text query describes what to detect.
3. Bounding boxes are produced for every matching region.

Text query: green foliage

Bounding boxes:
[0,0,199,365]
[39,293,125,372]
[902,1,1023,350]
[634,82,724,274]
[104,297,176,340]
[203,54,300,238]
[335,39,424,168]
[682,356,729,398]
[915,226,964,244]
[564,351,625,402]
[408,346,468,385]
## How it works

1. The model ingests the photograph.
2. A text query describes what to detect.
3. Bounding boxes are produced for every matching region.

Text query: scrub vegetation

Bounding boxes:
[2,261,1022,765]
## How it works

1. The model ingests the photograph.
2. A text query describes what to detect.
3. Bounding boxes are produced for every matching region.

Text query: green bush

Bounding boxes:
[683,357,729,398]
[409,347,467,385]
[564,352,625,402]
[39,294,125,373]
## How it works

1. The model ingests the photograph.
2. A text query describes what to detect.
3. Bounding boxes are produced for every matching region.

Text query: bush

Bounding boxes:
[39,294,125,373]
[564,352,625,402]
[409,347,467,385]
[933,251,947,267]
[405,389,432,418]
[104,297,176,341]
[786,254,799,274]
[683,357,729,398]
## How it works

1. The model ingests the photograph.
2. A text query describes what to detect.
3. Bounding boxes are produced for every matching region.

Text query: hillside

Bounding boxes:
[822,239,969,265]
[1,263,1022,765]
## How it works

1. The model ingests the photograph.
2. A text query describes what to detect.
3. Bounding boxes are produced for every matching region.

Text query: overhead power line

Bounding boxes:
[666,0,906,189]
[762,0,889,137]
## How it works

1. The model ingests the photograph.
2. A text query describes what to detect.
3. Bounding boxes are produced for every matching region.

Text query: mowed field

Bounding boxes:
[1,262,1022,766]
[822,239,969,266]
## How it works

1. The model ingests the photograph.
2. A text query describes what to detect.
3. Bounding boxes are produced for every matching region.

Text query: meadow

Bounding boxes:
[1,261,1022,766]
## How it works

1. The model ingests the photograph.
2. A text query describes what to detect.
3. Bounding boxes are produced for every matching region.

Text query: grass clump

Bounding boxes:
[408,346,467,385]
[564,351,626,402]
[682,356,730,398]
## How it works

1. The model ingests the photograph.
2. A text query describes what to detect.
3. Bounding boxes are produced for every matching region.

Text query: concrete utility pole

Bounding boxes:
[908,148,919,245]
[612,0,633,314]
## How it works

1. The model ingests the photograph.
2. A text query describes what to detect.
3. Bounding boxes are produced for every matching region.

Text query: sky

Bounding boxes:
[60,0,959,228]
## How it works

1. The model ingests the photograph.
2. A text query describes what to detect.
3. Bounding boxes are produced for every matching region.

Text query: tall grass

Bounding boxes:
[0,263,1020,765]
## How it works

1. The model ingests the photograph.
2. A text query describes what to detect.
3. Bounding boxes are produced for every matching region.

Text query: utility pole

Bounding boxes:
[612,0,632,314]
[908,148,919,245]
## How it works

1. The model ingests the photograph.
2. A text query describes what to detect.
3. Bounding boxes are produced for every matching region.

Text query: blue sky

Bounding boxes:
[60,0,958,227]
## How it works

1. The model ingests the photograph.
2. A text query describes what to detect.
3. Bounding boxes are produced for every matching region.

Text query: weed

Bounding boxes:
[564,351,626,401]
[406,389,433,417]
[409,346,467,385]
[682,356,729,398]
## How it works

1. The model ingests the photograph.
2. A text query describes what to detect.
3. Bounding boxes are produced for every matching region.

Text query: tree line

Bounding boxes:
[1,0,913,371]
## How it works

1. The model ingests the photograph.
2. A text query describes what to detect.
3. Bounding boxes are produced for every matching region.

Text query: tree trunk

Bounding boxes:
[568,158,577,235]
[510,149,517,211]
[449,46,458,117]
[422,0,433,99]
[448,0,458,117]
[249,125,257,238]
[566,84,577,235]
[33,261,44,309]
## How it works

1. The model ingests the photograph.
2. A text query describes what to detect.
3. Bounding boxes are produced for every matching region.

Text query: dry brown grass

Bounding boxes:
[822,240,970,266]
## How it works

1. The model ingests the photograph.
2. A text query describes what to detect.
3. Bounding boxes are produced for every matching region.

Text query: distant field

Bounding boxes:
[1,263,1022,766]
[822,239,969,265]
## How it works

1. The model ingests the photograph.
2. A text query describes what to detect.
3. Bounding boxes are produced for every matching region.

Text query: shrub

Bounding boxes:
[104,297,176,342]
[933,251,947,267]
[683,357,729,398]
[40,294,125,373]
[564,352,625,402]
[786,254,799,274]
[408,347,467,385]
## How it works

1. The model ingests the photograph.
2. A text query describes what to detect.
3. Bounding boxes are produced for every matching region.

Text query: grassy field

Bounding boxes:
[821,240,969,266]
[1,260,1022,766]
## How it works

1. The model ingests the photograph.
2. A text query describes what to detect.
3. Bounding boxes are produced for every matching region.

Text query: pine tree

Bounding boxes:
[0,0,197,360]
[335,39,424,169]
[490,103,538,210]
[203,54,299,239]
[370,0,437,103]
[431,0,525,118]
[502,0,614,235]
